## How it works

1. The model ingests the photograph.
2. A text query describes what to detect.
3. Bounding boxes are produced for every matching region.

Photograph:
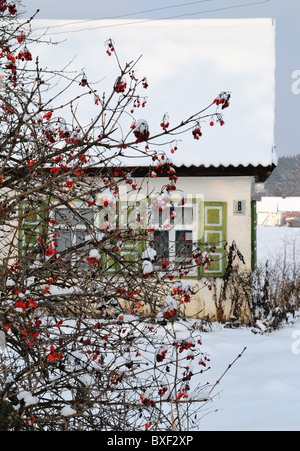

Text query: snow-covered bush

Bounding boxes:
[251,257,300,332]
[0,1,233,430]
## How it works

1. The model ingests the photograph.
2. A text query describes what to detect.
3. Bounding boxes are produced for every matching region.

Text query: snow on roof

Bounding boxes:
[32,18,276,168]
[257,197,300,213]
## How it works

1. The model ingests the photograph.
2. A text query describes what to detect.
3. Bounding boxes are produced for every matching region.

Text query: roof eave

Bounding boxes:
[107,163,276,183]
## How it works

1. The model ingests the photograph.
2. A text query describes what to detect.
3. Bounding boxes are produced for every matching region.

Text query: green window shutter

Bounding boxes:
[119,236,145,276]
[101,200,146,276]
[19,202,48,261]
[120,198,146,275]
[251,200,257,271]
[199,201,227,277]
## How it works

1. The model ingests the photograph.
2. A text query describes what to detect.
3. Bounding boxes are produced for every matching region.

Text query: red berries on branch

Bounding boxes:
[114,77,127,94]
[48,345,63,363]
[17,32,26,44]
[79,72,88,87]
[213,91,231,109]
[8,2,17,15]
[142,77,148,89]
[0,1,17,15]
[160,113,169,131]
[210,113,225,127]
[43,111,53,121]
[132,119,150,143]
[191,92,229,140]
[0,0,6,12]
[19,47,32,61]
[192,125,202,140]
[105,39,115,56]
[156,347,168,362]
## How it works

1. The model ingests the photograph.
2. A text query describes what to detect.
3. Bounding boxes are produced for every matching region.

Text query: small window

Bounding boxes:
[173,206,193,226]
[175,230,193,261]
[153,230,169,266]
[53,206,93,266]
[55,208,93,228]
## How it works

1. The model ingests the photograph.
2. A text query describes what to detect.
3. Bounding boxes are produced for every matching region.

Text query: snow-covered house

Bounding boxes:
[105,18,275,321]
[18,18,276,322]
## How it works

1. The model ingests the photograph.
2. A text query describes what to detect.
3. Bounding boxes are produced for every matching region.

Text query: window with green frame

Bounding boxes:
[20,202,95,267]
[150,197,203,277]
[99,200,146,275]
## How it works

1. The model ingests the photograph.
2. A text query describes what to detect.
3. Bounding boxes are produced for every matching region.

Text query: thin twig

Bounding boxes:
[209,347,247,395]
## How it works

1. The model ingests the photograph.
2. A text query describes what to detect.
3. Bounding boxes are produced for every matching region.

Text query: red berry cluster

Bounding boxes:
[140,394,155,407]
[132,119,150,143]
[17,32,25,44]
[105,39,115,56]
[0,0,6,12]
[0,1,17,14]
[163,309,176,320]
[125,174,137,189]
[8,1,16,14]
[192,125,202,140]
[213,91,231,109]
[191,248,203,265]
[18,47,32,61]
[114,77,127,94]
[158,386,168,397]
[86,256,100,265]
[48,345,64,363]
[210,113,225,127]
[151,154,178,192]
[156,348,168,362]
[200,356,211,366]
[21,326,39,348]
[15,298,38,312]
[176,386,189,402]
[173,339,195,353]
[142,77,148,89]
[160,113,169,131]
[131,96,147,112]
[161,260,169,269]
[79,73,88,87]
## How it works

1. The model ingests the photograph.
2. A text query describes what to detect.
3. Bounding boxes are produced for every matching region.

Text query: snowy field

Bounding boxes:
[198,226,300,431]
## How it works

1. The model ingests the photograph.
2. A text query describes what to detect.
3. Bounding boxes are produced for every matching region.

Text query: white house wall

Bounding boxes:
[128,175,253,268]
[120,175,253,321]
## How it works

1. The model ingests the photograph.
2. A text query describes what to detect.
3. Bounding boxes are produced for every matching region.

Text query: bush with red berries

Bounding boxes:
[0,1,236,431]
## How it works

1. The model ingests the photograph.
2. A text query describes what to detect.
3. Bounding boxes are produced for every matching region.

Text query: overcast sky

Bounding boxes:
[20,0,300,158]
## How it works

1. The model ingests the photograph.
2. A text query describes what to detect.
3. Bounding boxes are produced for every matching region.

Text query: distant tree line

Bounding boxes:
[262,154,300,197]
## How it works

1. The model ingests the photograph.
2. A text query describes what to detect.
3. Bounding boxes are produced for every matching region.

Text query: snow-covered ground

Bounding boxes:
[198,226,300,431]
[256,224,300,267]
